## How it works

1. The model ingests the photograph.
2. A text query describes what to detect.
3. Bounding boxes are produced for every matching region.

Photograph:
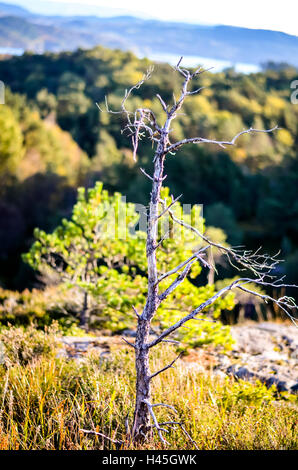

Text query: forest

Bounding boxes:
[0,47,298,291]
[0,45,297,450]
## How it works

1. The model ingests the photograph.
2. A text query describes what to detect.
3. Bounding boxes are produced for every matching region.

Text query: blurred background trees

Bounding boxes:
[0,46,297,320]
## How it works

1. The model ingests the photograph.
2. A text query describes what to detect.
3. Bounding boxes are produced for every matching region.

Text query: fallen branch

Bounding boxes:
[80,429,124,445]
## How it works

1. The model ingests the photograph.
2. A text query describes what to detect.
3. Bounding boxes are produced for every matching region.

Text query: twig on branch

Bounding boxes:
[154,231,170,251]
[143,400,169,445]
[187,86,205,95]
[79,429,124,445]
[166,205,281,277]
[156,94,168,112]
[149,276,298,348]
[158,261,196,302]
[157,246,209,284]
[151,403,178,413]
[132,305,141,319]
[140,167,153,181]
[156,193,183,220]
[159,422,199,449]
[121,337,136,348]
[161,339,181,344]
[150,353,182,380]
[97,67,159,161]
[164,126,279,155]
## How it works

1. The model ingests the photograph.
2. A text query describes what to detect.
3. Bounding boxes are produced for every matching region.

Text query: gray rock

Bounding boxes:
[121,329,137,337]
[216,322,298,393]
[59,335,110,360]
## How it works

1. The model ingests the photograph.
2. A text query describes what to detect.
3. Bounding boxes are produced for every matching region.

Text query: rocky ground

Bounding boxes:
[58,335,111,360]
[58,322,298,393]
[215,323,298,393]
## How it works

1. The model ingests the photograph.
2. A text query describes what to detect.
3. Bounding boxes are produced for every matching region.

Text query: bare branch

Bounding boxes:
[165,126,279,155]
[167,206,280,277]
[121,337,136,348]
[80,429,124,445]
[157,247,209,284]
[132,305,141,319]
[161,339,181,344]
[151,403,178,413]
[158,261,196,302]
[156,193,182,220]
[119,67,155,116]
[143,400,169,445]
[186,86,205,96]
[159,422,199,449]
[149,276,298,348]
[149,281,236,348]
[140,167,153,181]
[154,230,170,251]
[176,56,183,68]
[237,283,298,326]
[97,67,159,161]
[150,353,182,380]
[156,94,168,113]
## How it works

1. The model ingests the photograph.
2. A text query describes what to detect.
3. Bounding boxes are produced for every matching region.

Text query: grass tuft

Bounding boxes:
[0,339,297,450]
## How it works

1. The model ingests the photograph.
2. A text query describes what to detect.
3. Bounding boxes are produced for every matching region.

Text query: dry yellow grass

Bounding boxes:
[0,342,297,450]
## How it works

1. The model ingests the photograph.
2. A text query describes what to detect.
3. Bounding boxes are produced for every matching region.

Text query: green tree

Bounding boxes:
[23,182,141,328]
[23,182,234,340]
[0,105,24,174]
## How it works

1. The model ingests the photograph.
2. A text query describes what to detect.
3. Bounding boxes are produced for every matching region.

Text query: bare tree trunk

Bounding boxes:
[80,290,89,330]
[133,318,151,439]
[207,267,214,285]
[133,143,166,439]
[255,303,263,322]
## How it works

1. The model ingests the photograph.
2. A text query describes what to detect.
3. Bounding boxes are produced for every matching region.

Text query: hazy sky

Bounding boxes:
[6,0,298,36]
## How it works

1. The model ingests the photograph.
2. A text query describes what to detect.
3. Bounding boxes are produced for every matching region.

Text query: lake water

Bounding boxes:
[0,47,24,55]
[141,51,260,74]
[0,47,260,74]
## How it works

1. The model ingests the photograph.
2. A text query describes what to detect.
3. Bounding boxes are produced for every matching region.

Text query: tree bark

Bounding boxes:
[133,140,166,439]
[80,290,89,330]
[133,317,151,439]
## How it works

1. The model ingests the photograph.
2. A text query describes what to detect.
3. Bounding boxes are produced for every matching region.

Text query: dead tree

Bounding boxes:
[95,59,298,445]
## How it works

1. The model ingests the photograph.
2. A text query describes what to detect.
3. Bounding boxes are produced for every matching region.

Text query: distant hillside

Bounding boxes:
[0,15,93,52]
[0,1,29,16]
[0,2,297,66]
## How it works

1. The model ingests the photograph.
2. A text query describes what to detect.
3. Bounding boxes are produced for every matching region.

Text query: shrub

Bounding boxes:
[0,322,60,366]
